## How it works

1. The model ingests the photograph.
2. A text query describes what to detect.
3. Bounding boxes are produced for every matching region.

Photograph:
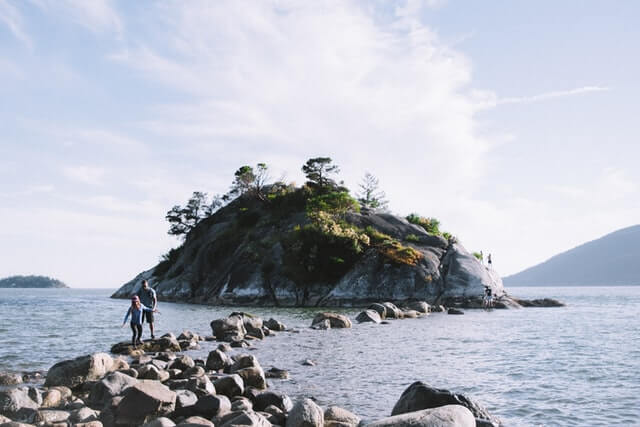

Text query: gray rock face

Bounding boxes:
[88,371,138,408]
[366,405,474,427]
[355,310,382,324]
[286,398,324,427]
[45,353,114,389]
[391,382,500,426]
[33,409,70,424]
[111,207,510,307]
[211,316,247,341]
[115,381,176,425]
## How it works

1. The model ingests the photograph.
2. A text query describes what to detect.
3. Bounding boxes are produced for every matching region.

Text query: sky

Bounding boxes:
[1,0,639,288]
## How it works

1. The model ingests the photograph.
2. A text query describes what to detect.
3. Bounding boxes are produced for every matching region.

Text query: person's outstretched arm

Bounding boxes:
[122,307,132,326]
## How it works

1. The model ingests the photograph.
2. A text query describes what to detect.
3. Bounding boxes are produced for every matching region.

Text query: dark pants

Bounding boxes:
[130,323,142,345]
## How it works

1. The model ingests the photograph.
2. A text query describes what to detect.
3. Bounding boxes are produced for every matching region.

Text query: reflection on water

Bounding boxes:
[1,286,639,426]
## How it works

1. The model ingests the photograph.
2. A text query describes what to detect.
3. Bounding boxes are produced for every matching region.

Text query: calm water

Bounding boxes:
[0,286,639,426]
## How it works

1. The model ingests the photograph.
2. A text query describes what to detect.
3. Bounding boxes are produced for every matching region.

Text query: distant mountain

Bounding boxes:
[504,225,640,286]
[0,275,69,288]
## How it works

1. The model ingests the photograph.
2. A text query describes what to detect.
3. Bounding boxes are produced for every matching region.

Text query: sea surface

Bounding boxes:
[0,286,638,426]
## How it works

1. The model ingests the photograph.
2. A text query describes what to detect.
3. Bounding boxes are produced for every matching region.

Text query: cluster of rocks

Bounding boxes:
[0,312,502,427]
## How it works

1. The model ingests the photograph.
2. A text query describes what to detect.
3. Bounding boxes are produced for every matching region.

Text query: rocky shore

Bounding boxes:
[0,308,504,427]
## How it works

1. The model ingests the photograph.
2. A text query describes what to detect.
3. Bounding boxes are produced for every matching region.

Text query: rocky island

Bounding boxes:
[112,158,556,309]
[0,275,69,289]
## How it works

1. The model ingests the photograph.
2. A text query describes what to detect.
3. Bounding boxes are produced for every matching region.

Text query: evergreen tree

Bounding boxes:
[302,157,340,191]
[357,172,388,211]
[166,191,222,238]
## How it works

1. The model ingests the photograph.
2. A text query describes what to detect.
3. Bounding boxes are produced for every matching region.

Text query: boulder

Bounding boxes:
[150,359,169,370]
[0,373,22,386]
[115,381,176,425]
[143,417,177,427]
[402,310,420,318]
[45,353,114,389]
[254,391,293,412]
[182,366,206,379]
[206,350,233,371]
[366,405,474,427]
[286,398,324,427]
[75,421,104,427]
[0,388,38,418]
[447,308,464,315]
[26,389,41,407]
[193,394,231,418]
[231,397,253,412]
[404,301,430,313]
[217,343,232,353]
[263,405,285,425]
[311,313,352,329]
[310,320,331,330]
[324,406,361,427]
[184,376,216,397]
[88,371,138,409]
[390,382,499,425]
[175,389,198,416]
[230,355,261,373]
[265,367,289,379]
[111,358,130,371]
[219,410,272,427]
[178,330,201,341]
[355,310,381,324]
[33,409,70,425]
[69,407,99,424]
[40,389,63,408]
[381,303,401,319]
[264,318,286,331]
[213,375,244,398]
[138,365,170,382]
[169,355,195,371]
[178,415,215,426]
[237,367,267,390]
[120,368,139,378]
[211,315,247,341]
[367,303,387,319]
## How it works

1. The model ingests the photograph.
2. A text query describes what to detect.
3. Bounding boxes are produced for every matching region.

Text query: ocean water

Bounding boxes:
[0,286,638,426]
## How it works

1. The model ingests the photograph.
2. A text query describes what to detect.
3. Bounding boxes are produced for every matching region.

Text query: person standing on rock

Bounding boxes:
[136,279,158,339]
[122,295,157,347]
[487,253,492,268]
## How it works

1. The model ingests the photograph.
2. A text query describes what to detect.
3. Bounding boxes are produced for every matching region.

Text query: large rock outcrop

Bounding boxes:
[112,195,512,307]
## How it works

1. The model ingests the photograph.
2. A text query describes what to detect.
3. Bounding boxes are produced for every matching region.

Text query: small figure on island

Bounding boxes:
[122,295,157,347]
[137,279,158,339]
[483,286,493,309]
[480,250,484,264]
[487,253,492,268]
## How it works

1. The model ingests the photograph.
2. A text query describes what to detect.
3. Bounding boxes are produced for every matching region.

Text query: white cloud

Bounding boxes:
[33,0,122,35]
[0,0,31,47]
[477,86,609,109]
[62,165,105,185]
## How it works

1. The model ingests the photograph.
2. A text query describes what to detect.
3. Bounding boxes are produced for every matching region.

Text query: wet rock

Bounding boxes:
[45,353,114,389]
[310,320,331,330]
[69,406,99,423]
[0,373,22,386]
[115,381,176,425]
[178,415,214,426]
[87,371,138,409]
[324,406,361,427]
[206,350,233,371]
[211,315,247,342]
[254,391,293,412]
[447,308,464,315]
[236,367,267,390]
[170,355,196,371]
[391,382,500,426]
[193,394,231,418]
[286,398,324,427]
[366,405,474,427]
[381,303,401,319]
[213,375,244,398]
[264,318,286,332]
[219,410,272,427]
[265,367,289,379]
[301,360,316,367]
[0,388,38,418]
[355,310,382,324]
[231,339,251,348]
[142,417,177,427]
[513,298,565,307]
[367,303,387,319]
[178,330,201,341]
[311,313,352,329]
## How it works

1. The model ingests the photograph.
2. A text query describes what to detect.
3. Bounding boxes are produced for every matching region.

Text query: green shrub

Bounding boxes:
[307,191,360,215]
[472,251,483,260]
[406,214,441,235]
[364,226,392,244]
[405,234,420,243]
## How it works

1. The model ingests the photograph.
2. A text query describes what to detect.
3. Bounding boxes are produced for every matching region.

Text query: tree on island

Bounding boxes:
[227,163,271,201]
[166,191,223,238]
[302,157,340,191]
[357,172,388,212]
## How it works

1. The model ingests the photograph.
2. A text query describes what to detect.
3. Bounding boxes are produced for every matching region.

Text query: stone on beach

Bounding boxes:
[355,310,382,324]
[403,301,431,314]
[264,318,287,331]
[0,373,22,386]
[311,313,352,329]
[179,415,215,426]
[366,404,474,427]
[253,391,293,412]
[324,406,361,427]
[142,417,177,427]
[367,303,387,319]
[45,353,114,389]
[115,381,176,425]
[0,388,38,420]
[447,308,464,315]
[206,349,233,371]
[88,371,138,409]
[211,315,247,342]
[381,303,402,319]
[213,374,244,398]
[286,398,324,427]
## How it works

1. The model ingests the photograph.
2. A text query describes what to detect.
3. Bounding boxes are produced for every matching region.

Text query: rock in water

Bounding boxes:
[367,303,387,319]
[286,398,324,427]
[45,353,114,389]
[355,310,382,324]
[381,303,402,319]
[264,318,287,331]
[366,405,474,427]
[311,313,352,328]
[447,308,464,315]
[404,301,430,313]
[115,381,176,425]
[211,315,247,341]
[254,391,293,412]
[206,349,232,371]
[391,381,500,425]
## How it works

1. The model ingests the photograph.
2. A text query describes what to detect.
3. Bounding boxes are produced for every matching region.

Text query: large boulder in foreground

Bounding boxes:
[391,382,499,426]
[0,388,38,419]
[88,371,138,408]
[311,313,352,329]
[286,398,324,427]
[115,381,176,425]
[366,405,474,427]
[45,353,114,388]
[324,406,361,427]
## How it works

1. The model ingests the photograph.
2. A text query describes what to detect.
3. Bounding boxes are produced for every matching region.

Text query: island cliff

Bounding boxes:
[112,188,516,308]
